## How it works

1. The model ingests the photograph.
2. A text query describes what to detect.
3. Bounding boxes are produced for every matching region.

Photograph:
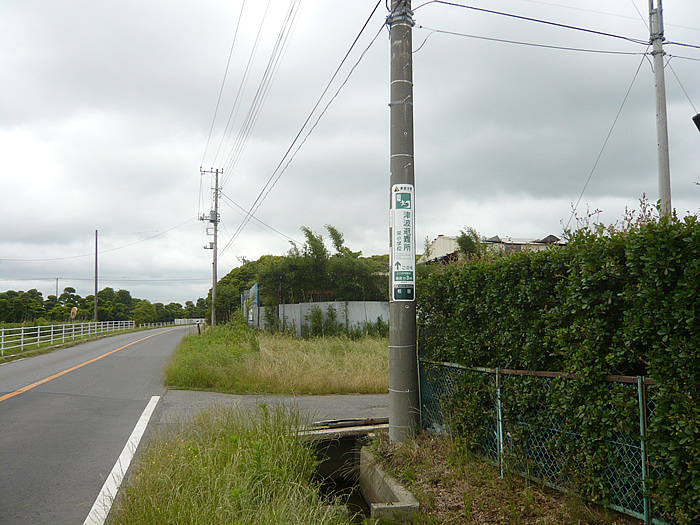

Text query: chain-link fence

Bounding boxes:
[419,359,665,525]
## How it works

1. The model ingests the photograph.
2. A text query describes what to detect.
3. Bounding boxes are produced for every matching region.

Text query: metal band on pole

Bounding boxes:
[388,0,419,442]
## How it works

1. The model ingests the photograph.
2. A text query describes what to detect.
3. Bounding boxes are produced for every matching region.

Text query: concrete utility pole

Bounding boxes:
[212,169,219,326]
[388,0,420,442]
[649,0,672,216]
[200,168,221,326]
[94,230,98,322]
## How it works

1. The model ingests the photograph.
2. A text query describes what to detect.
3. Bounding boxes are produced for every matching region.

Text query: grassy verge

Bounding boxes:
[372,433,642,525]
[109,404,358,524]
[128,318,642,524]
[165,318,388,394]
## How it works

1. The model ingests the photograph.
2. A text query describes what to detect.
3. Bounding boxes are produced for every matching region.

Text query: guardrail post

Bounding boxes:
[20,327,25,352]
[1,327,4,356]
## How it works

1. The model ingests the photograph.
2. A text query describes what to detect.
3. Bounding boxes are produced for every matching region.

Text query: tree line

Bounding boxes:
[213,225,389,323]
[0,286,208,325]
[3,225,389,326]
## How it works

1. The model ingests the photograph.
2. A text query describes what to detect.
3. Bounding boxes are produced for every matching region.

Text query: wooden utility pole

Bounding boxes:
[388,0,419,442]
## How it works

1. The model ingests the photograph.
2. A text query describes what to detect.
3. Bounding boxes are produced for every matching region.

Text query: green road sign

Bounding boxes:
[391,184,415,301]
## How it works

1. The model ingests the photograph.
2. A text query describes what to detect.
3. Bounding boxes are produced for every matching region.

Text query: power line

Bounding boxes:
[0,218,196,262]
[667,54,700,62]
[416,25,647,55]
[218,0,302,189]
[565,53,648,231]
[206,1,273,171]
[415,1,700,55]
[667,58,698,113]
[666,40,700,51]
[200,0,247,167]
[415,1,650,46]
[219,1,384,259]
[219,191,300,244]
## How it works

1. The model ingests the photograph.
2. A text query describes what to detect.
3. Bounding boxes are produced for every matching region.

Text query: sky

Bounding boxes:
[1,0,699,305]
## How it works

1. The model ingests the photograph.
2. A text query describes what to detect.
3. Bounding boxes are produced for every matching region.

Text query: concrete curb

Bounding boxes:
[359,446,419,523]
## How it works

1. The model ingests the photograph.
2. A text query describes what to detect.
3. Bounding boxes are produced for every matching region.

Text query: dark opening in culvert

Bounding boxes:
[308,418,389,522]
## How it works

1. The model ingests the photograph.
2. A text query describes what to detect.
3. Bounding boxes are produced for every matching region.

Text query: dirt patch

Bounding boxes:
[373,433,643,525]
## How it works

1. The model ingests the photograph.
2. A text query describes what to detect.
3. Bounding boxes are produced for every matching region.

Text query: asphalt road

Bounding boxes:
[0,327,188,525]
[0,326,390,524]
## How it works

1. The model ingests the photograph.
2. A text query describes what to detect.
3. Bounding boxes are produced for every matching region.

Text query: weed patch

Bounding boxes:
[110,405,358,524]
[165,317,388,395]
[372,433,642,525]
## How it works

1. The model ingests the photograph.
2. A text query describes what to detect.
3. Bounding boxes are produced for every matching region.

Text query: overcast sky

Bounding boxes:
[1,0,699,305]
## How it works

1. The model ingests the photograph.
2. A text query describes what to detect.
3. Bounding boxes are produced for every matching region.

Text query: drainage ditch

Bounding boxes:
[308,418,388,522]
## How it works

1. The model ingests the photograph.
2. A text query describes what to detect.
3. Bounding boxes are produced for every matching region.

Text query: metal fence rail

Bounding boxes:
[0,321,136,357]
[419,359,665,525]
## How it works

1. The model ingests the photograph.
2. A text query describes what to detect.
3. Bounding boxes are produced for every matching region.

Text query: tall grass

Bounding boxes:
[110,405,355,524]
[165,317,388,395]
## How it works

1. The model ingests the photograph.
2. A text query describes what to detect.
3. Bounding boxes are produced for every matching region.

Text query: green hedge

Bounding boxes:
[418,215,699,523]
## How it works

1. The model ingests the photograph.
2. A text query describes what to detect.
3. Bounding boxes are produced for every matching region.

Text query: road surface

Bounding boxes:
[0,327,188,525]
[0,326,390,524]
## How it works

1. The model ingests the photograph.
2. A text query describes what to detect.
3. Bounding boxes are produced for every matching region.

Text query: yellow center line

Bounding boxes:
[0,329,175,404]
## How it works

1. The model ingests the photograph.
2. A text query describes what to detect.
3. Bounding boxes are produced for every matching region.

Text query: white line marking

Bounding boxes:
[83,395,160,525]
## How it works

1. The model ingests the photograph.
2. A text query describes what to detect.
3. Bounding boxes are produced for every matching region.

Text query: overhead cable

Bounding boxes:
[415,0,649,46]
[200,0,247,167]
[416,25,647,55]
[219,191,301,244]
[220,0,302,189]
[565,53,648,231]
[218,1,384,259]
[210,1,272,170]
[0,218,196,262]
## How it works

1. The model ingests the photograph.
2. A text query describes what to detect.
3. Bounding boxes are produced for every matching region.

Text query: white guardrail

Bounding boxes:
[0,321,136,357]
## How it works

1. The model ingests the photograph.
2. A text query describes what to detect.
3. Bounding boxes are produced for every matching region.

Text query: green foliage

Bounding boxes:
[165,313,259,391]
[299,306,388,339]
[621,216,700,522]
[0,286,206,324]
[419,214,700,522]
[215,256,262,323]
[302,305,342,338]
[111,405,355,525]
[131,299,157,326]
[165,317,387,395]
[222,226,387,314]
[456,226,487,258]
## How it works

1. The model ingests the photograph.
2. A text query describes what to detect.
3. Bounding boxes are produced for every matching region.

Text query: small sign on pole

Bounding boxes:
[391,184,416,301]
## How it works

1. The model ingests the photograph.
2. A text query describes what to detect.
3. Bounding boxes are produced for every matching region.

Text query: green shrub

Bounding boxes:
[418,214,699,522]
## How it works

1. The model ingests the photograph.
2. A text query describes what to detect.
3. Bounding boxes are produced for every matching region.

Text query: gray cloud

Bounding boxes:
[1,0,699,304]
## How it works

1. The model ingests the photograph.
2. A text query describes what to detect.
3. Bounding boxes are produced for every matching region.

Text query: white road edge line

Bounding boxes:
[83,395,160,525]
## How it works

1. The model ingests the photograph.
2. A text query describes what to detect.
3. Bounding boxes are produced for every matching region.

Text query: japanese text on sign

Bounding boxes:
[391,184,415,301]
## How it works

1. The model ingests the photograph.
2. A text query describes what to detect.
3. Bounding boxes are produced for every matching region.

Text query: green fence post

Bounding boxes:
[638,376,651,524]
[496,368,504,479]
